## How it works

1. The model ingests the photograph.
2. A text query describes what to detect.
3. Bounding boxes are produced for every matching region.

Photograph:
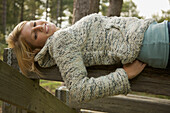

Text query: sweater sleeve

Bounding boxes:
[52,32,131,103]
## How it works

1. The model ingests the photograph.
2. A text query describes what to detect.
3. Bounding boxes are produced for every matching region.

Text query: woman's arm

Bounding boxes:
[55,49,130,103]
[52,32,131,103]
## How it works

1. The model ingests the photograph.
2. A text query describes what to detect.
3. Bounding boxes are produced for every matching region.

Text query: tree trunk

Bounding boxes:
[56,0,63,27]
[13,0,17,24]
[72,0,99,24]
[59,0,62,27]
[46,0,49,21]
[107,0,123,17]
[20,0,24,22]
[2,0,7,34]
[56,0,60,26]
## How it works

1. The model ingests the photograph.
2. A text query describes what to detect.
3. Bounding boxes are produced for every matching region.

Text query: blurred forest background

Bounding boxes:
[0,0,169,112]
[0,0,170,60]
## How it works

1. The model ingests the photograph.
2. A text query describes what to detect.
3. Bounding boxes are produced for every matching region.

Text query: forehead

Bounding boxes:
[21,21,32,37]
[21,21,34,44]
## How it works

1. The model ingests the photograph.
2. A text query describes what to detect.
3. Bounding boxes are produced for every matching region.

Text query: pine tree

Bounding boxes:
[72,0,99,24]
[107,0,123,17]
[121,0,142,18]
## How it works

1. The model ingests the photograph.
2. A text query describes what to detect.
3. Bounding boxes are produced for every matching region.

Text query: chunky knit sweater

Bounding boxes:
[34,14,155,103]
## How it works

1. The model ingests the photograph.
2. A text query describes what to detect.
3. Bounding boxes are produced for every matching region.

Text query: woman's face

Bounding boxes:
[21,20,57,49]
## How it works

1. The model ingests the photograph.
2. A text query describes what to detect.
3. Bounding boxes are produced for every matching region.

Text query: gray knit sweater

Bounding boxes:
[34,14,155,103]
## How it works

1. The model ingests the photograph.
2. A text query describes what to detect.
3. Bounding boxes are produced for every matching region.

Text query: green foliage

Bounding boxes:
[100,0,108,16]
[121,0,143,18]
[0,0,3,32]
[6,0,20,26]
[152,10,170,22]
[49,0,73,26]
[0,100,2,111]
[40,80,62,95]
[0,32,7,60]
[0,43,7,60]
[49,0,58,22]
[24,0,44,20]
[100,0,142,18]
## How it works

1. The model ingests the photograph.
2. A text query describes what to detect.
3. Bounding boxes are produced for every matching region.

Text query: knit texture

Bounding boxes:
[34,14,155,103]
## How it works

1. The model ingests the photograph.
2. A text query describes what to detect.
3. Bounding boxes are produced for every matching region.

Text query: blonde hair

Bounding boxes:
[6,21,41,77]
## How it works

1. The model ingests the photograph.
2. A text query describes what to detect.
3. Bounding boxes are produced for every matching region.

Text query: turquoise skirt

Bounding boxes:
[137,21,169,68]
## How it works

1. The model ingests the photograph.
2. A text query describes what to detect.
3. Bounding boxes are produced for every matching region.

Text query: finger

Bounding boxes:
[142,63,147,68]
[140,63,147,70]
[134,60,139,63]
[123,63,131,67]
[134,60,143,66]
[136,60,143,64]
[136,60,145,66]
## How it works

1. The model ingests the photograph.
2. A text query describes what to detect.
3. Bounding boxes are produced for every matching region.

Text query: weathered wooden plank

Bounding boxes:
[0,60,77,113]
[3,48,170,96]
[3,48,38,113]
[2,80,39,113]
[56,89,170,113]
[78,94,170,113]
[2,103,28,113]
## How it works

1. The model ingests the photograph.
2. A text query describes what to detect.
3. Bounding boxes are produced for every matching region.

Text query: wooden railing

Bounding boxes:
[0,60,77,113]
[1,48,170,113]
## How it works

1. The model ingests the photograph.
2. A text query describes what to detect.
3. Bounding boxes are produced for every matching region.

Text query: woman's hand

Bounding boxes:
[123,60,147,79]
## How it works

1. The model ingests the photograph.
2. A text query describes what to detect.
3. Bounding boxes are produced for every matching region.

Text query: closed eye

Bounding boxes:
[35,32,37,40]
[34,22,37,40]
[34,22,36,27]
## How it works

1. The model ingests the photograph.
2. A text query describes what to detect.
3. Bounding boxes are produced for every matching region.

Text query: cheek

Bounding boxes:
[37,39,46,48]
[41,36,48,43]
[49,24,56,34]
[39,35,48,44]
[36,34,47,44]
[37,33,49,46]
[39,33,48,40]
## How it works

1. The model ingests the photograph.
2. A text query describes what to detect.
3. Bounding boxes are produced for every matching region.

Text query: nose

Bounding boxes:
[32,25,44,32]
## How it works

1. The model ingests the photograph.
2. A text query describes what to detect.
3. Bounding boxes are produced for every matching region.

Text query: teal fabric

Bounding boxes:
[137,21,169,68]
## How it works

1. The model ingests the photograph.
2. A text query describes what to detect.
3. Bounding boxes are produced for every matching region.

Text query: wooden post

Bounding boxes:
[2,48,31,113]
[55,86,81,112]
[55,86,69,105]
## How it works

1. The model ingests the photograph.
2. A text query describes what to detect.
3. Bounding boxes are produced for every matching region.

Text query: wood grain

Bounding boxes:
[0,60,77,113]
[56,89,170,113]
[3,48,170,96]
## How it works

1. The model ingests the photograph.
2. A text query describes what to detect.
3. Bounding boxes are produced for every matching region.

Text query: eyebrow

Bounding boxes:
[30,21,33,36]
[30,21,35,40]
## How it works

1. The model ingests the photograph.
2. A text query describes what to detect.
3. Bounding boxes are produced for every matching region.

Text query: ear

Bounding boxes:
[56,27,60,31]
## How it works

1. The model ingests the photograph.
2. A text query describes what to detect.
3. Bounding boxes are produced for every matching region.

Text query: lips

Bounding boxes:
[45,23,49,34]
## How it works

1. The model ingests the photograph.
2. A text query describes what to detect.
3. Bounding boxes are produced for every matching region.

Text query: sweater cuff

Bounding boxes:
[116,68,131,95]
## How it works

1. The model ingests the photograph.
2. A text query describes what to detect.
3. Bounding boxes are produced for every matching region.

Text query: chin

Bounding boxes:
[50,24,57,31]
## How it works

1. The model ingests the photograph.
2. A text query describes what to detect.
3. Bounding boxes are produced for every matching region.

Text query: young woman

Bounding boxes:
[6,13,170,103]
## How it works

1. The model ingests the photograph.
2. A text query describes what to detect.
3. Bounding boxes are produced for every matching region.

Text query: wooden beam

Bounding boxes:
[3,48,170,96]
[56,89,170,113]
[73,94,170,113]
[0,60,77,113]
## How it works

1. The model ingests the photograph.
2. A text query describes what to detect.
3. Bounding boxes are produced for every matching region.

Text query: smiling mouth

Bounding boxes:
[45,23,49,34]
